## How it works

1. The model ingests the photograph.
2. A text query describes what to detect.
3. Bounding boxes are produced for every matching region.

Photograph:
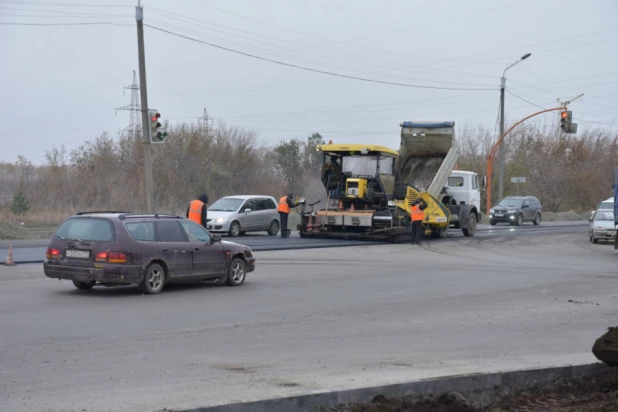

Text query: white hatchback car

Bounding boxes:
[207,195,280,237]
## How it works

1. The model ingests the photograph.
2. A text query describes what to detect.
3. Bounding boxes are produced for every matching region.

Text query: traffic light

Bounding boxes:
[148,109,168,144]
[559,110,577,134]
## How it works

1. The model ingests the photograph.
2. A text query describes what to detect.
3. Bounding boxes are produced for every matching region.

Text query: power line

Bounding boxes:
[144,24,495,92]
[179,0,532,67]
[148,6,497,81]
[146,14,496,87]
[506,90,546,110]
[0,21,131,26]
[0,6,129,17]
[2,1,128,7]
[0,13,130,19]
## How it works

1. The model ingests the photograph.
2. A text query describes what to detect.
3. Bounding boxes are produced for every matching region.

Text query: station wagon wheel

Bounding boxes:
[267,220,280,236]
[228,221,241,237]
[73,280,95,290]
[140,263,166,295]
[226,258,246,286]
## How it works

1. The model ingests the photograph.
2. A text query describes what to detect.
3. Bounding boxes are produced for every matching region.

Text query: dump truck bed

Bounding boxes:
[396,122,459,199]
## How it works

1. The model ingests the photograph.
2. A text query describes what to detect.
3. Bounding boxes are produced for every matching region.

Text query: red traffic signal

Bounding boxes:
[561,111,568,119]
[151,112,161,122]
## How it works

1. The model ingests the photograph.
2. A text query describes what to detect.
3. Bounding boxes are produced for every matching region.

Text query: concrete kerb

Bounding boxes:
[168,362,614,412]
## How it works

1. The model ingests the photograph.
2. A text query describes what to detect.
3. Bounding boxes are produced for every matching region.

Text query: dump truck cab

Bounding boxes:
[443,170,482,209]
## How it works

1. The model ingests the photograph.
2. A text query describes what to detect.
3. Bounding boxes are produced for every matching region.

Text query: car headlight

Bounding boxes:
[507,209,517,213]
[244,248,253,258]
[387,200,395,207]
[213,218,227,223]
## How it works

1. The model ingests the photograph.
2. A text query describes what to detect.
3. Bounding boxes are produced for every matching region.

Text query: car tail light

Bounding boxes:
[95,251,127,264]
[46,248,61,259]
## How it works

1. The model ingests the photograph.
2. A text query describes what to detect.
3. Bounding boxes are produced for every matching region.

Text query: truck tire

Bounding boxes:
[462,214,477,237]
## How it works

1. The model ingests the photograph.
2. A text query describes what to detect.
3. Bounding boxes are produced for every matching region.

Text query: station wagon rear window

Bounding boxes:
[55,218,115,242]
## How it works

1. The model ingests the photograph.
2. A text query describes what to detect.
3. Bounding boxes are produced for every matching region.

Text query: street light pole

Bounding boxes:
[497,53,531,204]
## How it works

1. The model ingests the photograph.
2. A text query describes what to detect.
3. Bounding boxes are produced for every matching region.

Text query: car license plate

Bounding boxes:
[66,249,90,259]
[495,213,504,217]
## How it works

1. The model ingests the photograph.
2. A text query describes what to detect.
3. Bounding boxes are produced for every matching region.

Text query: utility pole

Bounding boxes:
[498,80,505,205]
[136,2,154,213]
[497,53,531,203]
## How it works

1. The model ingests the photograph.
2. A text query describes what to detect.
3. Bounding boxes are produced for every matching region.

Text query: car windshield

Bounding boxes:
[599,201,613,210]
[208,198,244,212]
[55,217,115,242]
[498,198,523,208]
[595,211,614,221]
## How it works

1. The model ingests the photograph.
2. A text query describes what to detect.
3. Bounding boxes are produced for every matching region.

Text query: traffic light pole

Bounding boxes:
[136,4,154,213]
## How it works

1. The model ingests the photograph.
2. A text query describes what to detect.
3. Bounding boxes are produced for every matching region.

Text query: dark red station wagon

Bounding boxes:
[44,212,256,294]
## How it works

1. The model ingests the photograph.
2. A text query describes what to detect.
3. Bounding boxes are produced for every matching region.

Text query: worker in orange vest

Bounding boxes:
[186,193,209,228]
[278,193,298,238]
[410,197,427,245]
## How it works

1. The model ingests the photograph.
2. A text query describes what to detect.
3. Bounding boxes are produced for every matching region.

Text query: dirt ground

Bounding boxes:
[318,371,618,412]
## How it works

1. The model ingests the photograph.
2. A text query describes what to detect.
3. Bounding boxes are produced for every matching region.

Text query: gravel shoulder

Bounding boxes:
[324,371,618,412]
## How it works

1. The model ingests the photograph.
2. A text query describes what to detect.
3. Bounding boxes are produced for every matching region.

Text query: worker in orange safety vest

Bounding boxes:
[410,197,427,245]
[278,193,299,238]
[186,193,209,228]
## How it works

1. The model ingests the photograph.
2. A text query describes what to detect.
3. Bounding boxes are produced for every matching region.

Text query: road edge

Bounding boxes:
[169,362,614,412]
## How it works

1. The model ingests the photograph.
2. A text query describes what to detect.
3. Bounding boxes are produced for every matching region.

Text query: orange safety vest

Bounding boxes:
[188,199,205,224]
[411,204,424,222]
[278,196,290,214]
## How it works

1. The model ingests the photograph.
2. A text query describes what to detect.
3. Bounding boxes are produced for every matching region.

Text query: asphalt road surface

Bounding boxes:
[0,221,589,263]
[1,223,614,412]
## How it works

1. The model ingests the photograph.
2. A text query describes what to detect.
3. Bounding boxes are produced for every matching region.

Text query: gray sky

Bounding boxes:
[2,0,617,164]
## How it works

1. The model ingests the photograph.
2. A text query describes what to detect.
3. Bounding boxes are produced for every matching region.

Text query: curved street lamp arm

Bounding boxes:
[485,106,566,215]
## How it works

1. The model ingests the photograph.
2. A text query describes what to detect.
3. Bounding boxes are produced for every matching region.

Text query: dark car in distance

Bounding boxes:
[43,212,255,294]
[489,196,542,226]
